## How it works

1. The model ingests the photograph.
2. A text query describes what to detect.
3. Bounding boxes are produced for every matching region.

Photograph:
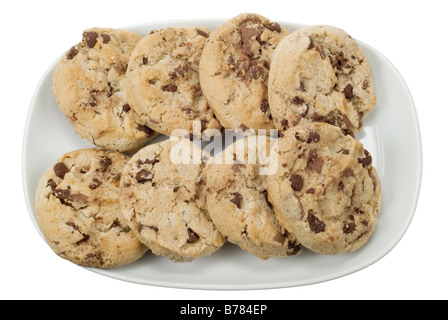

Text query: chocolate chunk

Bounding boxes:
[292,97,304,105]
[342,222,356,234]
[54,188,70,202]
[287,242,302,256]
[173,186,180,192]
[306,131,320,143]
[100,33,111,44]
[89,178,101,189]
[240,15,263,25]
[230,192,243,209]
[362,220,369,227]
[358,149,372,167]
[137,158,159,168]
[173,65,187,78]
[113,61,127,74]
[306,188,315,194]
[339,149,350,155]
[307,150,324,174]
[54,162,69,179]
[88,94,97,107]
[187,228,199,243]
[240,24,260,56]
[162,83,177,92]
[66,46,78,60]
[196,28,209,38]
[136,169,152,183]
[136,124,154,137]
[344,84,354,99]
[83,31,98,48]
[316,45,326,59]
[248,62,263,80]
[273,232,286,244]
[290,174,303,191]
[280,119,289,129]
[341,168,354,178]
[47,179,57,190]
[260,99,270,114]
[362,80,370,90]
[148,79,156,85]
[307,37,314,50]
[99,157,112,171]
[68,192,88,204]
[142,57,148,65]
[266,22,281,33]
[122,104,131,112]
[66,221,80,231]
[307,211,325,233]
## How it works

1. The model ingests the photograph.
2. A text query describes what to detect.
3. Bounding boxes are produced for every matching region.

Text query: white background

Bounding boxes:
[1,0,446,300]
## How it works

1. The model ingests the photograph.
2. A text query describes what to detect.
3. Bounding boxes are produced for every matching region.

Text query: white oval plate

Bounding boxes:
[22,19,422,290]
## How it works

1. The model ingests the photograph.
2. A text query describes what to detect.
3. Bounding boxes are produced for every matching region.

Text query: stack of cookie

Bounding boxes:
[35,13,381,269]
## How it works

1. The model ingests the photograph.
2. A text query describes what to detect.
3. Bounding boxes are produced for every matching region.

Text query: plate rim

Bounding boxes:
[21,18,423,290]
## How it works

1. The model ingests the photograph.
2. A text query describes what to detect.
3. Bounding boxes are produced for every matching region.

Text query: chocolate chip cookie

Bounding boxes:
[269,25,376,136]
[119,139,226,262]
[34,148,148,268]
[125,27,222,136]
[53,28,158,152]
[199,13,289,131]
[267,123,381,254]
[206,137,302,259]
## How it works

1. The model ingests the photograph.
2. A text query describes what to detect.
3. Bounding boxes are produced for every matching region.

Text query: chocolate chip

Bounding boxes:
[187,228,199,243]
[230,192,243,209]
[306,188,315,194]
[142,57,148,65]
[68,192,88,204]
[136,169,152,183]
[248,62,263,80]
[54,188,70,202]
[362,80,370,90]
[138,223,159,233]
[113,61,127,74]
[287,241,302,256]
[280,119,289,129]
[262,190,273,209]
[307,150,324,174]
[344,84,354,99]
[173,186,180,192]
[173,65,186,78]
[358,149,372,167]
[290,174,303,191]
[99,157,112,171]
[54,162,69,179]
[47,179,57,190]
[162,83,177,92]
[196,28,209,38]
[66,221,80,231]
[306,131,320,143]
[273,232,286,244]
[88,95,97,107]
[299,81,306,92]
[89,178,101,189]
[122,104,131,112]
[362,220,369,227]
[260,99,270,114]
[341,168,354,178]
[342,222,356,234]
[339,149,350,155]
[266,22,281,33]
[292,97,304,105]
[83,31,98,48]
[148,79,156,85]
[307,211,325,233]
[100,33,111,44]
[316,45,326,59]
[240,24,260,56]
[308,37,314,50]
[136,124,154,137]
[136,158,159,168]
[66,46,78,60]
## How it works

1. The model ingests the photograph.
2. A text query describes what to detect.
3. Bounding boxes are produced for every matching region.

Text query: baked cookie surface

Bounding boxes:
[126,27,221,136]
[199,13,289,131]
[267,123,381,254]
[53,28,158,152]
[269,25,376,136]
[34,148,148,268]
[120,139,226,262]
[206,137,302,259]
